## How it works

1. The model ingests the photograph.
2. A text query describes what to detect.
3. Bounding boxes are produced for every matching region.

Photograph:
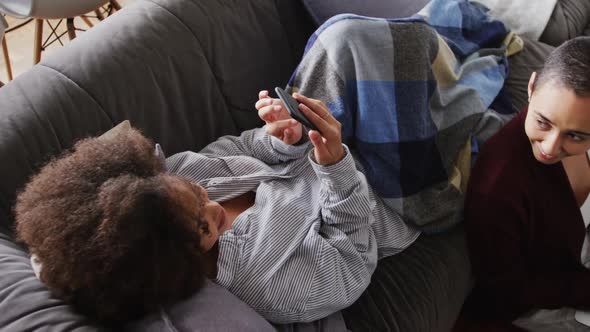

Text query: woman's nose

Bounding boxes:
[541,132,562,156]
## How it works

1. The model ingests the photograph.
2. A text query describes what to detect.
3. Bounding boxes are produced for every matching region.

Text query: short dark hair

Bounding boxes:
[535,36,590,97]
[15,128,208,324]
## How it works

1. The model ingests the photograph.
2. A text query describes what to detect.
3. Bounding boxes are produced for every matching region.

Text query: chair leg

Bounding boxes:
[33,19,43,64]
[94,9,105,21]
[66,18,76,40]
[1,35,13,81]
[81,16,94,28]
[110,0,122,11]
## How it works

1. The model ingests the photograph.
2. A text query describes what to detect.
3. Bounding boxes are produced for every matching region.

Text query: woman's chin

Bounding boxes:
[531,143,562,164]
[533,151,562,164]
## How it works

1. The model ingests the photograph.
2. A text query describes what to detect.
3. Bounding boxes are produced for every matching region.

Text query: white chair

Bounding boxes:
[0,0,120,19]
[0,0,121,65]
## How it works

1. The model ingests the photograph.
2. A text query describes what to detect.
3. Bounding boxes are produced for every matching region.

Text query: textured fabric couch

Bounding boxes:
[0,0,471,331]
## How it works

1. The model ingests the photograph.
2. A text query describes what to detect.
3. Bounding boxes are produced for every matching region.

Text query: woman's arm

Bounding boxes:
[197,89,314,164]
[215,95,377,323]
[270,95,377,322]
[235,146,377,324]
[184,89,312,165]
[298,146,378,322]
[198,127,311,164]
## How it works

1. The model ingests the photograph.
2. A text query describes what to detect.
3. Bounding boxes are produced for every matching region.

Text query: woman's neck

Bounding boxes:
[204,191,256,279]
[219,191,256,226]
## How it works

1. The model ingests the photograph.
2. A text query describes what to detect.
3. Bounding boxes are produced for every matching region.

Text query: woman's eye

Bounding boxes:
[568,133,585,142]
[536,120,550,130]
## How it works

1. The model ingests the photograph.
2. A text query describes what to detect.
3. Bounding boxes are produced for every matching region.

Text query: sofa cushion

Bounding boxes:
[139,0,314,133]
[301,0,431,26]
[504,38,555,113]
[126,281,275,332]
[0,227,105,331]
[343,226,472,332]
[0,65,113,231]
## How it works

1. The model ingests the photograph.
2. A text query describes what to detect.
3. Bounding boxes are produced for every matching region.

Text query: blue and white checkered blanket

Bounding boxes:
[287,0,520,232]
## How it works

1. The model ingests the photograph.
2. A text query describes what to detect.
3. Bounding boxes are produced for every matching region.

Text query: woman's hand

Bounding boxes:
[255,90,303,145]
[294,93,345,166]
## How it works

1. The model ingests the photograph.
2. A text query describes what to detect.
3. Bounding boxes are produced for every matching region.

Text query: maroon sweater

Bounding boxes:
[465,109,590,322]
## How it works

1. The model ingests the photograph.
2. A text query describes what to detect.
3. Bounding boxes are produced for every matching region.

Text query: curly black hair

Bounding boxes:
[15,128,208,324]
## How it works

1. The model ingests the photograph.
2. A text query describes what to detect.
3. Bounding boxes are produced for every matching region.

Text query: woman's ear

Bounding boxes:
[527,72,537,102]
[154,144,167,172]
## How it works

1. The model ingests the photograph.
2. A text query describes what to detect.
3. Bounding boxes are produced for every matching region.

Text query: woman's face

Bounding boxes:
[166,176,229,252]
[525,74,590,165]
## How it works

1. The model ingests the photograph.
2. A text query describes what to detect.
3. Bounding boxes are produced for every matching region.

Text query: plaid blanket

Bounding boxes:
[287,0,521,233]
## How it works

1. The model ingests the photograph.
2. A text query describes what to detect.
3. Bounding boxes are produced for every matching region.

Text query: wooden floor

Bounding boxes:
[1,0,133,81]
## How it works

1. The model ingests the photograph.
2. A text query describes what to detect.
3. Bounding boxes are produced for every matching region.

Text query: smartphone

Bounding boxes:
[274,87,318,131]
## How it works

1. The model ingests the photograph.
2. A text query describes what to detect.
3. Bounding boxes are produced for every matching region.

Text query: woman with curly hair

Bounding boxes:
[15,126,214,324]
[15,93,420,325]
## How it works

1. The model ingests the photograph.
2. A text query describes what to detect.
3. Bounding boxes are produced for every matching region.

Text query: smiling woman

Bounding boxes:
[464,36,590,331]
[165,177,237,253]
[525,77,590,164]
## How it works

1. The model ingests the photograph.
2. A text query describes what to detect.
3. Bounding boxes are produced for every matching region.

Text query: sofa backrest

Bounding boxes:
[0,0,315,231]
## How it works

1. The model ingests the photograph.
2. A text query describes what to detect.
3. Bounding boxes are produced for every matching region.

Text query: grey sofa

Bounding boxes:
[0,0,471,331]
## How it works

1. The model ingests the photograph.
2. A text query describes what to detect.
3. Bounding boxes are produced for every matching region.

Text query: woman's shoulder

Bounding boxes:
[480,110,529,158]
[469,110,533,195]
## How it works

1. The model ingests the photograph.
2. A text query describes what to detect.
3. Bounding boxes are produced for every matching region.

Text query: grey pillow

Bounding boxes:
[505,37,554,113]
[125,280,275,332]
[301,0,431,26]
[0,228,105,331]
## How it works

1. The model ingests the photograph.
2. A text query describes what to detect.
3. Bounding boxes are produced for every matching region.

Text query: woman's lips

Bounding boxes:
[536,142,557,161]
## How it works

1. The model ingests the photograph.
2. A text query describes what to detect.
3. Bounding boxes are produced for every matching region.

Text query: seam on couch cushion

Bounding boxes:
[37,64,114,125]
[143,0,238,128]
[273,0,301,69]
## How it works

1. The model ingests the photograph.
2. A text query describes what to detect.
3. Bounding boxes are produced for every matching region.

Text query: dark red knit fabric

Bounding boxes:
[464,108,590,322]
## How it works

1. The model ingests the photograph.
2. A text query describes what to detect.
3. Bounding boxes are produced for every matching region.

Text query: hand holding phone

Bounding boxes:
[275,87,318,131]
[292,93,345,166]
[255,90,303,145]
